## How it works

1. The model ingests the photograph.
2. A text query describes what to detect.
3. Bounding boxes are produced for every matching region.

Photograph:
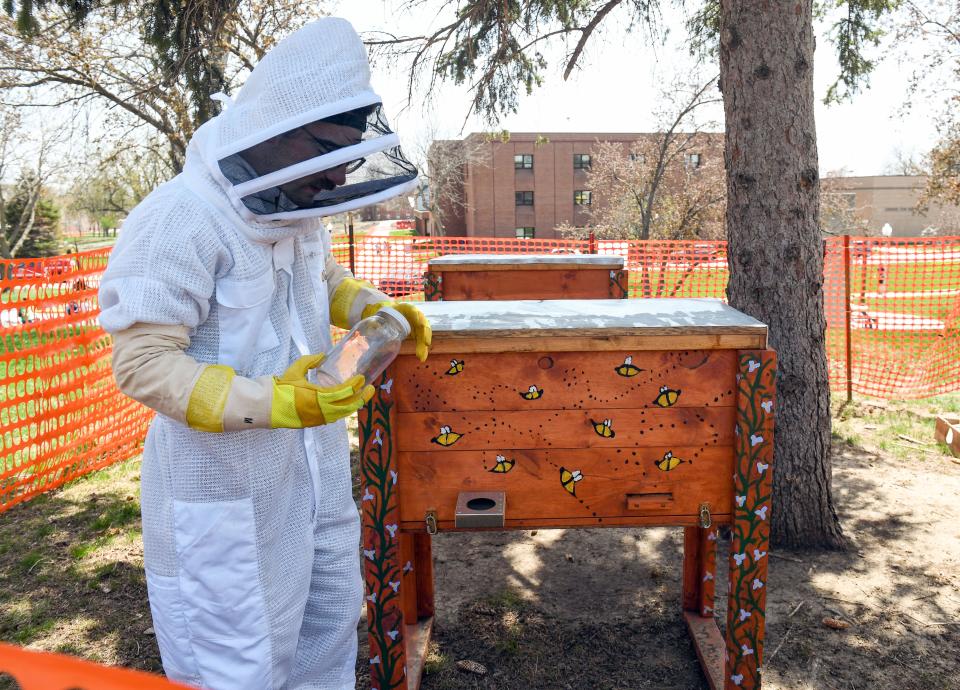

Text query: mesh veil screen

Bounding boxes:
[218,104,418,216]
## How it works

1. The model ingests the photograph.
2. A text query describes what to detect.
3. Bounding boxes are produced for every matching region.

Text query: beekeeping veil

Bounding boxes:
[195,17,418,223]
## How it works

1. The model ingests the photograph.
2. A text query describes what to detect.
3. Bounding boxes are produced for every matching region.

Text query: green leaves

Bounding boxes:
[5,0,100,34]
[3,170,62,259]
[686,0,719,60]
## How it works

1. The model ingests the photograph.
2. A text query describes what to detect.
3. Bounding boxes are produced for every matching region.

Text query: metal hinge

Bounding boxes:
[698,502,712,529]
[425,510,438,535]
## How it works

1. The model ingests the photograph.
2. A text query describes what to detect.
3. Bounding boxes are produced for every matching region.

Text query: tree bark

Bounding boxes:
[720,1,846,549]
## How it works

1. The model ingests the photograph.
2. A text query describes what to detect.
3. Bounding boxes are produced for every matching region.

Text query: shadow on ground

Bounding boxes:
[1,435,958,690]
[354,438,960,690]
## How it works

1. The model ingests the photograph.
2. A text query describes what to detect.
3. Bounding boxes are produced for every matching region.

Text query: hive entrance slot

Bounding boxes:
[455,491,506,529]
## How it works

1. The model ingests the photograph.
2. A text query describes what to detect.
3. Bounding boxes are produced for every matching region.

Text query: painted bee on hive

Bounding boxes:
[559,467,583,496]
[489,454,515,473]
[520,385,543,400]
[653,385,681,407]
[431,425,462,447]
[615,355,642,378]
[591,418,615,438]
[654,451,685,472]
[446,359,464,376]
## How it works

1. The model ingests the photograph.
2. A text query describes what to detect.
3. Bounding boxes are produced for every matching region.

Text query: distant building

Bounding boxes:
[428,137,959,238]
[429,132,722,239]
[823,175,960,236]
[357,193,414,222]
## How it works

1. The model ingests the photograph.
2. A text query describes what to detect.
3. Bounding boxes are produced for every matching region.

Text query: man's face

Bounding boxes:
[244,120,364,207]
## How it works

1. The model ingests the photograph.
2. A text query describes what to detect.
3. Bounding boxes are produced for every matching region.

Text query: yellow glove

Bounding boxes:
[270,354,375,428]
[362,301,432,362]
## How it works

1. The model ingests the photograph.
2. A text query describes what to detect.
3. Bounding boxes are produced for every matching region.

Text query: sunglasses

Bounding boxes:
[301,130,366,174]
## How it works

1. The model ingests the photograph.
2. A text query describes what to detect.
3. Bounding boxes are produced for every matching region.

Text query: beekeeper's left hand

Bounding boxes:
[362,301,432,362]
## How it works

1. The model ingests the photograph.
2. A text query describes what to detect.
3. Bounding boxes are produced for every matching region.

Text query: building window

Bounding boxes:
[574,153,592,170]
[685,153,702,169]
[516,227,535,239]
[574,190,592,206]
[515,191,534,206]
[514,154,533,169]
[629,152,646,164]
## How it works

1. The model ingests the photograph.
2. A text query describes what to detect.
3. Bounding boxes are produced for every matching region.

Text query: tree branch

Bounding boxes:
[563,0,624,80]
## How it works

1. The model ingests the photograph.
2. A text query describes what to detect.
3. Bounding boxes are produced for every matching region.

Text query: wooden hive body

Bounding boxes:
[424,253,628,301]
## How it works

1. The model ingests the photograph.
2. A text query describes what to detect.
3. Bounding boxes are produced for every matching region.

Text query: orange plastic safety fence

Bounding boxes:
[330,235,731,300]
[0,250,153,514]
[331,234,594,298]
[334,234,960,400]
[823,236,960,399]
[4,235,960,517]
[607,239,728,299]
[0,642,191,689]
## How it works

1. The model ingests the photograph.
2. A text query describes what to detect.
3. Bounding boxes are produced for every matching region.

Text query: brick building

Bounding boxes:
[428,132,721,239]
[824,175,960,236]
[429,135,960,238]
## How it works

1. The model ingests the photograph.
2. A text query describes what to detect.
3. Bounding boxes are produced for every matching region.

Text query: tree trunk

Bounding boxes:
[720,1,846,549]
[9,193,39,258]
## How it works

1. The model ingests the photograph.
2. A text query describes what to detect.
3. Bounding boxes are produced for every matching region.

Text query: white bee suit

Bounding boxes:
[98,18,416,690]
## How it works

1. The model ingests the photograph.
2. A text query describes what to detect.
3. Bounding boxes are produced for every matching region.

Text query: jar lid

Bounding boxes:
[376,306,412,338]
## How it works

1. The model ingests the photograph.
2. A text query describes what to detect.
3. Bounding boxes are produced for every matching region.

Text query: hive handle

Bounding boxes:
[626,491,674,510]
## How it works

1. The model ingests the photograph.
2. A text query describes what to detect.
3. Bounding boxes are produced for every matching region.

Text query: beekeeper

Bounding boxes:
[98,18,430,690]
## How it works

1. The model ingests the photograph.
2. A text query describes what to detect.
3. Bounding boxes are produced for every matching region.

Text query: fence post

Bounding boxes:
[588,230,597,254]
[843,234,853,404]
[348,211,356,277]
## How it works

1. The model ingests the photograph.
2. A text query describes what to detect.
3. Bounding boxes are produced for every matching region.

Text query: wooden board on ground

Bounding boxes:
[934,415,960,456]
[683,612,724,690]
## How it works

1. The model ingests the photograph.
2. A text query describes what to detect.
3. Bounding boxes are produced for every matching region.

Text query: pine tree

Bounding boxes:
[2,172,62,258]
[17,198,62,257]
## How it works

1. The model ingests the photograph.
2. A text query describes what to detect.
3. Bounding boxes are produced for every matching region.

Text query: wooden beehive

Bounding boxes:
[360,297,777,690]
[424,253,628,301]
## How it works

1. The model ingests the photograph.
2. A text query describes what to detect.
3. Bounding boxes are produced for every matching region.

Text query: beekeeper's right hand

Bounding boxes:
[110,323,373,432]
[267,353,373,429]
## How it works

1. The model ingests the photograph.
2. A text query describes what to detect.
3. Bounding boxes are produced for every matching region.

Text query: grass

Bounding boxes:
[90,500,140,531]
[833,393,960,460]
[16,551,43,573]
[0,456,155,673]
[628,266,728,298]
[8,608,55,644]
[622,256,960,311]
[482,587,526,611]
[63,235,117,252]
[70,535,115,561]
[422,645,452,675]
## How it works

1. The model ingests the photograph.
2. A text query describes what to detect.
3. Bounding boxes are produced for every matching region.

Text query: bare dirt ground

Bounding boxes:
[1,399,958,690]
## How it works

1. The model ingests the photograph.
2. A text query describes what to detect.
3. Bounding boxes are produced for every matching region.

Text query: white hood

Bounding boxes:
[183,17,418,238]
